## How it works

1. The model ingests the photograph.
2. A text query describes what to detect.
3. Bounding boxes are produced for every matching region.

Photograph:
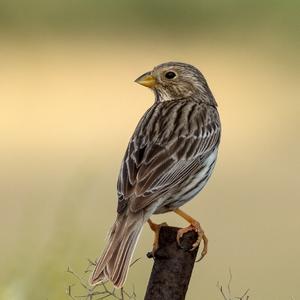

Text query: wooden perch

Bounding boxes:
[144,226,200,300]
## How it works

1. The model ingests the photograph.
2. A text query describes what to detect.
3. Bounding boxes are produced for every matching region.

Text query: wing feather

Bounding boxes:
[117,100,220,213]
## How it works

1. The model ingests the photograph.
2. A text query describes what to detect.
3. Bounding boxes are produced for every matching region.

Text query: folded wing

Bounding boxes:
[117,102,221,214]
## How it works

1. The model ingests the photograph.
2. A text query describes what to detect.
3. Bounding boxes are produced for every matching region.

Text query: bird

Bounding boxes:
[90,62,221,288]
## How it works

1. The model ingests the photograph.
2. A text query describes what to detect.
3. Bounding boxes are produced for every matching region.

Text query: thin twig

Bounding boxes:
[67,259,138,300]
[227,268,232,296]
[217,270,250,300]
[129,257,141,267]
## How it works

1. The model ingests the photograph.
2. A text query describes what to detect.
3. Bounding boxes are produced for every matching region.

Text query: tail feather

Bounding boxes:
[90,212,143,288]
[111,231,136,284]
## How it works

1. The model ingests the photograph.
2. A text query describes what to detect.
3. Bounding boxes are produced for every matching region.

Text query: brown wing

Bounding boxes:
[117,100,221,214]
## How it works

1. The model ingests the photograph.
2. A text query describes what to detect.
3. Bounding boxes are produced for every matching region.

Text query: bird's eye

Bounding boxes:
[165,71,176,79]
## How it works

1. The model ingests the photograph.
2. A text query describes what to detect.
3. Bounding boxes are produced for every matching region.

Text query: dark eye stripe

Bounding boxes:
[165,71,176,79]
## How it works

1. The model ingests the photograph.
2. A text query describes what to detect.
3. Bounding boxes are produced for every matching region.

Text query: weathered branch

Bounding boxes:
[144,226,199,300]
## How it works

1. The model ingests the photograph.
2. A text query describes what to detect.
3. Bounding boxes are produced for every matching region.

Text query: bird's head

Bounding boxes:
[135,62,217,106]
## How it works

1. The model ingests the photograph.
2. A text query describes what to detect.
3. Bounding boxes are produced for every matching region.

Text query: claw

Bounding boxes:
[173,209,208,260]
[176,222,208,257]
[196,234,208,261]
[147,220,168,257]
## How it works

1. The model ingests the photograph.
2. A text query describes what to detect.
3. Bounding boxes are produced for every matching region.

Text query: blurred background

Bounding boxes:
[0,1,299,299]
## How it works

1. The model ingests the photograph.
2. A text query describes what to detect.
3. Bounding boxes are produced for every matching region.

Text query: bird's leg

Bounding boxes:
[147,219,168,256]
[174,208,208,260]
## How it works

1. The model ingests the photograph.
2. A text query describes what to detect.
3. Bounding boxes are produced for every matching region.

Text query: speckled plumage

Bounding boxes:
[91,62,221,288]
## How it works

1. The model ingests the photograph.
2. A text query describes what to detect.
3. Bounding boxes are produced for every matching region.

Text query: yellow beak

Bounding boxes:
[135,72,156,88]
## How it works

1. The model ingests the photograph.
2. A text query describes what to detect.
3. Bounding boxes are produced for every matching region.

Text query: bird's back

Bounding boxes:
[117,99,221,214]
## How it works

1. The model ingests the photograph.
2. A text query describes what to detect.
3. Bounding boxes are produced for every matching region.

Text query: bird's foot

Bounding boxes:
[176,221,208,260]
[147,220,168,258]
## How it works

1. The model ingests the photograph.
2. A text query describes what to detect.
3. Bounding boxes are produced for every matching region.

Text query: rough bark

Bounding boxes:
[144,226,199,300]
